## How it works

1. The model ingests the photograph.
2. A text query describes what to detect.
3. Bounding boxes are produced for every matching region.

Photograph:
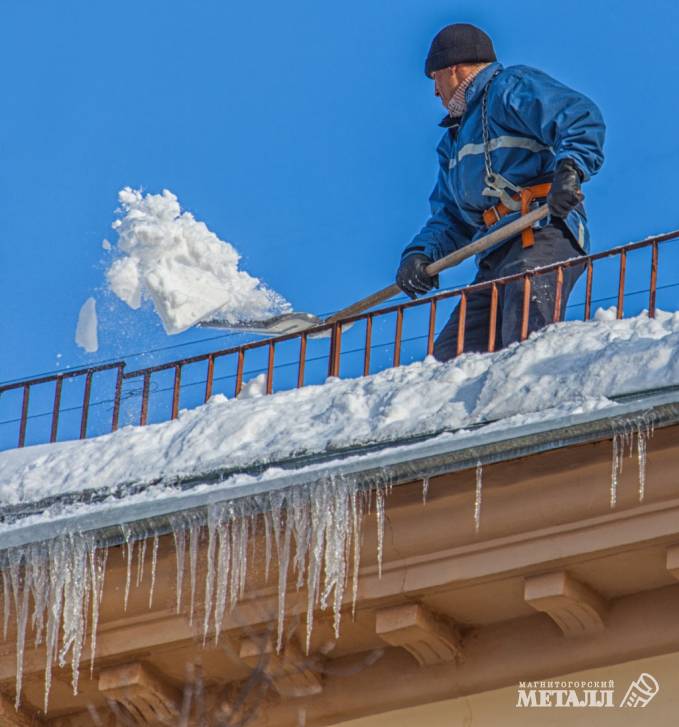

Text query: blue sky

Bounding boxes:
[2,0,679,388]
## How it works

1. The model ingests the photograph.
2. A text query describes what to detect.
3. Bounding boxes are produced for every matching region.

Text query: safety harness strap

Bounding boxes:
[482,183,552,248]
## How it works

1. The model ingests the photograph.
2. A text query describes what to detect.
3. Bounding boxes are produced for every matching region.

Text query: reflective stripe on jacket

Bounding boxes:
[402,62,605,264]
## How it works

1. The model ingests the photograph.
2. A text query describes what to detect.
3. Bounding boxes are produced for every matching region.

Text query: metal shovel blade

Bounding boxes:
[198,311,323,336]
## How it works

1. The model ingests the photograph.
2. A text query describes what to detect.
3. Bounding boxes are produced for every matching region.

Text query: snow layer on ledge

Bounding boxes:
[105,188,290,334]
[2,309,679,508]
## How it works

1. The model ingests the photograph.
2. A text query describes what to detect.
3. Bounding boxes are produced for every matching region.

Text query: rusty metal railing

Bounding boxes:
[2,229,677,451]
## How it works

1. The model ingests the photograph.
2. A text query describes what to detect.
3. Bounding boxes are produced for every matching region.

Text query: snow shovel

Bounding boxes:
[199,204,550,336]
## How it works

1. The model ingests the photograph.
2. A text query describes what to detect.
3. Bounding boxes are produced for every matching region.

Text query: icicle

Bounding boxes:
[636,417,654,502]
[135,536,147,588]
[249,512,258,568]
[123,537,134,612]
[29,545,48,648]
[213,505,231,644]
[2,568,10,640]
[610,433,622,509]
[148,535,159,609]
[229,510,241,613]
[637,429,647,502]
[331,480,350,638]
[173,523,186,614]
[59,533,91,696]
[350,487,364,620]
[292,487,310,591]
[89,543,107,678]
[237,515,249,600]
[474,462,483,533]
[274,492,293,653]
[9,551,30,709]
[305,485,326,654]
[202,515,217,645]
[375,485,385,579]
[422,477,429,504]
[263,508,273,584]
[44,537,67,713]
[188,520,200,627]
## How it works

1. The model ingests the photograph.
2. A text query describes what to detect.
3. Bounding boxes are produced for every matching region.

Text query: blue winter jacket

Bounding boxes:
[402,62,605,264]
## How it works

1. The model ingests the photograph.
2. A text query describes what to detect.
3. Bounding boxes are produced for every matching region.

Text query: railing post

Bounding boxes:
[552,266,564,323]
[488,283,499,352]
[266,342,275,395]
[79,371,93,439]
[584,260,593,321]
[426,300,437,357]
[520,275,532,341]
[204,355,215,403]
[616,251,627,319]
[649,241,658,318]
[328,323,342,378]
[18,384,30,448]
[50,377,63,443]
[111,363,125,432]
[297,334,308,388]
[456,292,467,357]
[393,308,404,367]
[140,372,151,426]
[363,315,373,376]
[235,350,244,397]
[171,364,183,419]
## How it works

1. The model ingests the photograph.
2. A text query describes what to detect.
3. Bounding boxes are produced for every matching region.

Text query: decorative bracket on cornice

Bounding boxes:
[375,603,462,666]
[665,545,679,579]
[98,661,181,724]
[239,634,323,698]
[524,571,607,638]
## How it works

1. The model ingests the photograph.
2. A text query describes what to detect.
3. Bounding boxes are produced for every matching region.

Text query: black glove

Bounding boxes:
[396,253,439,299]
[547,158,584,218]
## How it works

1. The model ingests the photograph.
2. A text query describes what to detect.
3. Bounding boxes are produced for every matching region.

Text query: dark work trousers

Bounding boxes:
[433,219,585,361]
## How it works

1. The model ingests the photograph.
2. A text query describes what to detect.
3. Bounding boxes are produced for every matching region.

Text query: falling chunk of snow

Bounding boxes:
[105,188,290,335]
[101,238,111,251]
[75,298,99,353]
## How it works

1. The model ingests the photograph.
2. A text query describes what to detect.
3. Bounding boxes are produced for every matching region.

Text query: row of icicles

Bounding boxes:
[1,473,389,713]
[0,418,654,714]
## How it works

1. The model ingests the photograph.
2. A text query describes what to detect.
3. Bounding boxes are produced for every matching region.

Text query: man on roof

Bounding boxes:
[396,23,605,360]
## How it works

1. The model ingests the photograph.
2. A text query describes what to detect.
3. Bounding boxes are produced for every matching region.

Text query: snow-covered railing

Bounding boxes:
[2,230,678,451]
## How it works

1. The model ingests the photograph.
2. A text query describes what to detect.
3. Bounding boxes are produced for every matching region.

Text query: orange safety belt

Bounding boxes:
[482,183,552,248]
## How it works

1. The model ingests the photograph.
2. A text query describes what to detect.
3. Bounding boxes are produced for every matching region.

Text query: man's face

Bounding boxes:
[431,66,460,107]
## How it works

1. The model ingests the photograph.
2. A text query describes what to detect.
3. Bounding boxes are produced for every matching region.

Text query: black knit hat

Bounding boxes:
[424,23,496,77]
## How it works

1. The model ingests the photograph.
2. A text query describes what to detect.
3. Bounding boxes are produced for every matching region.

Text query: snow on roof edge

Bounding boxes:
[1,386,677,552]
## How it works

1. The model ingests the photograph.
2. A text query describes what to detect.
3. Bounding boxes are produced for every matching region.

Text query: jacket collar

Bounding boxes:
[438,61,503,128]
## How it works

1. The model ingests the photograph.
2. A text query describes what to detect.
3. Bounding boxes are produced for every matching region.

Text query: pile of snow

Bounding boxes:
[74,298,98,352]
[3,309,679,508]
[105,188,290,334]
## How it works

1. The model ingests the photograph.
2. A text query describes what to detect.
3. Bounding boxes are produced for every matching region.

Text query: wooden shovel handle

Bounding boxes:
[326,205,550,324]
